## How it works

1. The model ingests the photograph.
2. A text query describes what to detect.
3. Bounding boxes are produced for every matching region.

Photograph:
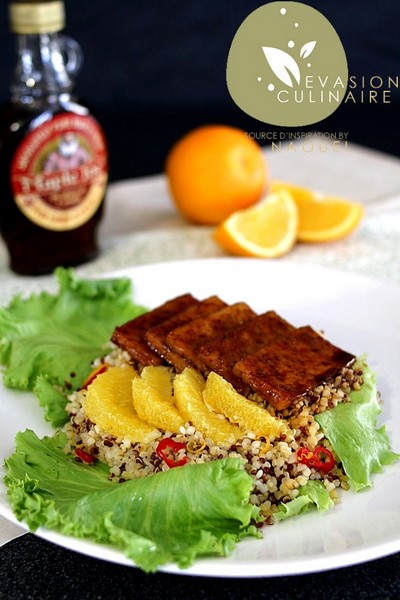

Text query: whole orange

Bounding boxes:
[165,125,268,224]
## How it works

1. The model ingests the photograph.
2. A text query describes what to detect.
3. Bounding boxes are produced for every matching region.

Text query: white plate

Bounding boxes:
[1,258,400,577]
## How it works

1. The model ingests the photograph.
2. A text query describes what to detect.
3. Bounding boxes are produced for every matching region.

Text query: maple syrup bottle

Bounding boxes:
[0,0,108,275]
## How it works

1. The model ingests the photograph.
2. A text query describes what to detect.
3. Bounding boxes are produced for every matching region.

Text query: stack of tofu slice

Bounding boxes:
[112,294,354,411]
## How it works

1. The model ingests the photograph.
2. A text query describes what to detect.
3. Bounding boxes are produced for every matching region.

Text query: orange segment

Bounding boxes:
[204,372,290,440]
[140,366,175,403]
[84,366,161,444]
[213,189,298,258]
[132,375,185,433]
[173,367,242,446]
[271,181,363,242]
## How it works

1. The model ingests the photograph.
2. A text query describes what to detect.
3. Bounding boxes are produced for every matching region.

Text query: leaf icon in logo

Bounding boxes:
[262,47,301,88]
[300,41,317,59]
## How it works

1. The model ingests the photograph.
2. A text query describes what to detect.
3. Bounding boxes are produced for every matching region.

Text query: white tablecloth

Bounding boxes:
[1,140,400,307]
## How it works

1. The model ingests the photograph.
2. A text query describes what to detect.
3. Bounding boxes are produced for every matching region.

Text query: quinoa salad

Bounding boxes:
[64,346,363,525]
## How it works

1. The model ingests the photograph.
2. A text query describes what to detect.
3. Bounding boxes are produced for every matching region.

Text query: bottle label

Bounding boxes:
[11,112,108,231]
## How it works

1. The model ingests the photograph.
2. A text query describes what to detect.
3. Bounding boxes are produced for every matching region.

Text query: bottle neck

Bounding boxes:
[11,32,74,106]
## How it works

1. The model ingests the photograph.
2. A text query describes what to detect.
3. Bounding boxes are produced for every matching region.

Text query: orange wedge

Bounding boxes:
[270,181,363,242]
[213,189,298,258]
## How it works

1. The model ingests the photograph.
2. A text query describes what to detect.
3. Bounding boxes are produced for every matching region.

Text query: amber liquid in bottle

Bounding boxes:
[1,3,108,275]
[0,102,107,275]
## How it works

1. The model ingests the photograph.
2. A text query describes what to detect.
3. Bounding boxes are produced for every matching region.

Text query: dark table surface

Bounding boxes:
[1,534,400,600]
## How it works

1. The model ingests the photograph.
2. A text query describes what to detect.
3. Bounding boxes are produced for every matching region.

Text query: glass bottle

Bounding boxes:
[0,0,108,275]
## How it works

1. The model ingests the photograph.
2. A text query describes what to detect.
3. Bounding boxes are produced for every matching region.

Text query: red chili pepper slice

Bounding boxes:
[156,437,187,468]
[310,446,335,473]
[297,445,335,474]
[75,448,96,464]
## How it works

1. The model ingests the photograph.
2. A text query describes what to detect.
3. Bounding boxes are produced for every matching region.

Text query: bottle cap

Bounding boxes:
[9,0,65,34]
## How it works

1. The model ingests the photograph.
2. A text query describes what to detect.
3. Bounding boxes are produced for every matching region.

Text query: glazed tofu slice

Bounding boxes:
[145,295,227,371]
[233,325,355,410]
[166,302,256,373]
[111,294,197,366]
[199,311,296,393]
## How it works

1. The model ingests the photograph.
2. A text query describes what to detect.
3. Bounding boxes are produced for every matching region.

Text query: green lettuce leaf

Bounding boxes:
[274,480,333,521]
[4,430,261,572]
[315,360,399,491]
[0,268,145,425]
[34,376,73,429]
